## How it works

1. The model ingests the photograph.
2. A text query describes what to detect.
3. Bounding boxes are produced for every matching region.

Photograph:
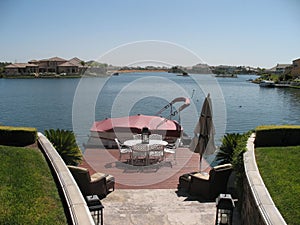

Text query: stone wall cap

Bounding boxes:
[244,133,287,225]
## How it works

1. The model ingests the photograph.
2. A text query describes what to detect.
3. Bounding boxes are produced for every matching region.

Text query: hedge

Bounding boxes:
[255,125,300,147]
[0,126,37,146]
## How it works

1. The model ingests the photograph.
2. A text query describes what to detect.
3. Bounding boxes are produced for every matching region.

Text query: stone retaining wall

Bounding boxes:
[242,133,286,225]
[37,132,95,225]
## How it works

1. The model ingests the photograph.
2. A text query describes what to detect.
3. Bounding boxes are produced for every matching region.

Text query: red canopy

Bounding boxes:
[91,114,182,134]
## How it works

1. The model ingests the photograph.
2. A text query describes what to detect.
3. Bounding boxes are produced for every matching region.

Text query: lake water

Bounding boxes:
[1,73,300,147]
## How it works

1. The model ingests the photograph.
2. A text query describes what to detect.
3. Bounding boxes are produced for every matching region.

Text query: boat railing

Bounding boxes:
[155,97,190,123]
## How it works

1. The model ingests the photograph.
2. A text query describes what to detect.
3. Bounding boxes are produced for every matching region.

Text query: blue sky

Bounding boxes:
[1,0,300,68]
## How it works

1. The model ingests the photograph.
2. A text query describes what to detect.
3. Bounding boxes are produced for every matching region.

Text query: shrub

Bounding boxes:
[231,131,251,208]
[255,125,300,147]
[215,133,243,164]
[0,126,37,146]
[215,131,252,209]
[45,129,82,165]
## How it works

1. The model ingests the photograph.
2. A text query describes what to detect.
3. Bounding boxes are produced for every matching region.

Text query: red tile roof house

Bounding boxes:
[5,63,39,76]
[58,57,87,75]
[5,57,87,76]
[37,57,68,74]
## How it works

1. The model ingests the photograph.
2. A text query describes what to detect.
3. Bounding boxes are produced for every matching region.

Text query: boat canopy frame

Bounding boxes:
[155,97,190,124]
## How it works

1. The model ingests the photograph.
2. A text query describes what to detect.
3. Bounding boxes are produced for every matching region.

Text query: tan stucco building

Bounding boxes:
[291,58,300,78]
[5,57,86,76]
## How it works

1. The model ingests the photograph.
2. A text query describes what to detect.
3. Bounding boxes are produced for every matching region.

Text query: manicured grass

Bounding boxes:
[0,145,67,224]
[256,146,300,225]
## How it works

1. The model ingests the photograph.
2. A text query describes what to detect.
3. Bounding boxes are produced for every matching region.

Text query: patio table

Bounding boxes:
[124,139,168,147]
[124,139,168,165]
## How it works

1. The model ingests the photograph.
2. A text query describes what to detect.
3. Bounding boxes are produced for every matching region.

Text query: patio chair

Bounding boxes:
[188,163,233,200]
[133,134,142,140]
[131,143,148,165]
[67,165,115,199]
[115,138,131,161]
[149,134,163,140]
[149,144,164,163]
[164,138,181,164]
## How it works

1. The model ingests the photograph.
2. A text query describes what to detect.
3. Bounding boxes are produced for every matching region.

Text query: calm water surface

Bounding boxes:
[1,73,300,147]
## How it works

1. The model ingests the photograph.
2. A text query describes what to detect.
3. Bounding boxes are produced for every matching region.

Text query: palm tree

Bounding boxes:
[45,129,83,166]
[215,133,242,165]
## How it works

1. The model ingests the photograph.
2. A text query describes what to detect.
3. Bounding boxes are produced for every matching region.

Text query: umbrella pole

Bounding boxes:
[199,155,202,172]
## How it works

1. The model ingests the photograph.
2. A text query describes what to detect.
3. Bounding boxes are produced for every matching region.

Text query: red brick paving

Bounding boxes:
[80,147,211,189]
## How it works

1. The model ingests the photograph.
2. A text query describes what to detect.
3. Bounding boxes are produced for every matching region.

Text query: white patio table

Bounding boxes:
[124,139,168,147]
[124,139,168,165]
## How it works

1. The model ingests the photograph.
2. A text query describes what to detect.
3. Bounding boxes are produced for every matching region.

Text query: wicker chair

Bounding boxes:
[149,134,163,140]
[149,144,164,163]
[67,165,115,199]
[133,134,142,140]
[131,143,148,165]
[187,163,233,200]
[115,138,131,161]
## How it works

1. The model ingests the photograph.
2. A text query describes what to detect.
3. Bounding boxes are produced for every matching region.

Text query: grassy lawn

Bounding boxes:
[0,145,67,224]
[256,146,300,225]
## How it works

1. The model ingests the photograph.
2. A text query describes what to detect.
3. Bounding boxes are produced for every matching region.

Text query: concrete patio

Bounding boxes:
[82,147,226,224]
[101,189,216,225]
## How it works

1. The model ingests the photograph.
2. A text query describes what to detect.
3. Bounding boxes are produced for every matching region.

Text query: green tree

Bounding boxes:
[0,62,11,76]
[45,129,83,165]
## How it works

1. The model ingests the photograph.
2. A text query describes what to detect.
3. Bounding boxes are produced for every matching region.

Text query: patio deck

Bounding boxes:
[81,147,218,225]
[81,147,210,189]
[80,147,241,225]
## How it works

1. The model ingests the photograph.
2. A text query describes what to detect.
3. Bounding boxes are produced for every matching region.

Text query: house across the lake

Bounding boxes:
[267,63,292,74]
[291,58,300,78]
[265,58,300,78]
[5,57,87,76]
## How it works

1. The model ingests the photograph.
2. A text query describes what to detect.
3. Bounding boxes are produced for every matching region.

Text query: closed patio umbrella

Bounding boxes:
[189,94,216,171]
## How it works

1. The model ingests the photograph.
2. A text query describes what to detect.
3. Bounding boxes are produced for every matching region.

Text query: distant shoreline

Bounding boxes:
[0,75,82,79]
[0,69,170,79]
[116,69,168,74]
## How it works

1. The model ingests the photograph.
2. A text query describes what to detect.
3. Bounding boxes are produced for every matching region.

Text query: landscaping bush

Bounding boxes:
[215,131,252,210]
[255,125,300,147]
[45,129,82,165]
[214,133,243,165]
[231,132,251,209]
[0,126,37,146]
